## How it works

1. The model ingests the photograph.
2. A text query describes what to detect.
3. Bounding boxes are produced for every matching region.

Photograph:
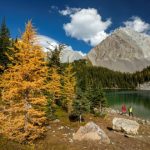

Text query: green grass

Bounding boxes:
[54,107,71,124]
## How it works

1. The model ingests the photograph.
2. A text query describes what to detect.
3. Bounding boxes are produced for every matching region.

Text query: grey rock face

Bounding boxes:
[60,47,83,63]
[36,35,83,63]
[73,122,110,144]
[88,28,150,73]
[112,117,140,135]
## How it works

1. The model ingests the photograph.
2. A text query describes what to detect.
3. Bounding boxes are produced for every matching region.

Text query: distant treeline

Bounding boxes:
[72,59,150,89]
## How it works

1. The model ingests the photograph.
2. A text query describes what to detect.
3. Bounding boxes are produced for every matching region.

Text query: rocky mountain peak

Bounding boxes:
[87,28,150,73]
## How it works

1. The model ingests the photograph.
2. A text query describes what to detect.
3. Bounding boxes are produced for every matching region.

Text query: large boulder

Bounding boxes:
[73,122,110,144]
[112,117,140,135]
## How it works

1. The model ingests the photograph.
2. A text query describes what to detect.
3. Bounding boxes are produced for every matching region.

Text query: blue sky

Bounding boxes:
[0,0,150,54]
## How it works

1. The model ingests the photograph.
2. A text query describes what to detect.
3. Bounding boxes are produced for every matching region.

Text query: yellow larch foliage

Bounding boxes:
[62,64,76,114]
[46,67,61,103]
[0,21,48,143]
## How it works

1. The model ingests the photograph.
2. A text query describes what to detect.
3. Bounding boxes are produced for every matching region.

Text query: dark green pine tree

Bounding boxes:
[45,44,62,117]
[47,44,65,68]
[72,88,90,122]
[86,81,107,115]
[0,18,11,72]
[92,87,107,114]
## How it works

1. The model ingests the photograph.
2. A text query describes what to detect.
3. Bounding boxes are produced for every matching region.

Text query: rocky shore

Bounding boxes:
[105,107,150,125]
[136,82,150,90]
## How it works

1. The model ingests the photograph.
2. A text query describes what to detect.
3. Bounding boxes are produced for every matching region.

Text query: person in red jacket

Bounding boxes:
[121,104,127,114]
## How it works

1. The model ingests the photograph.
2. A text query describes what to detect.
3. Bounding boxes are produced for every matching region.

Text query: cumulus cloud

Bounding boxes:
[124,16,150,33]
[62,8,111,46]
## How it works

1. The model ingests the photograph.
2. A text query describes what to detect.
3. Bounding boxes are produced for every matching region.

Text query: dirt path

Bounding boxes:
[35,113,150,150]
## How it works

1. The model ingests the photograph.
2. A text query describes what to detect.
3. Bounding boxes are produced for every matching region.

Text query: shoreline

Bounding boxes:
[104,88,150,91]
[105,107,150,125]
[103,81,150,91]
[136,82,150,91]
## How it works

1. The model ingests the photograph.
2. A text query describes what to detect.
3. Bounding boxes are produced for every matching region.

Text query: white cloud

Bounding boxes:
[59,6,81,16]
[62,8,111,46]
[124,16,150,33]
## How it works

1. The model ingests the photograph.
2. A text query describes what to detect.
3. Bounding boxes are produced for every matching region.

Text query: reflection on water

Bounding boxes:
[105,90,150,120]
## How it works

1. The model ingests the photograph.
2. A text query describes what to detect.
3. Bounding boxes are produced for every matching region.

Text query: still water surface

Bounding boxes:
[105,90,150,120]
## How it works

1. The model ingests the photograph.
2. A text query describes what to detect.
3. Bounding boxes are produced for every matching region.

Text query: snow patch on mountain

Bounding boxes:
[36,35,84,62]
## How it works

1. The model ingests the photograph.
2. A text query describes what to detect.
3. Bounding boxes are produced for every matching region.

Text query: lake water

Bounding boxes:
[105,90,150,120]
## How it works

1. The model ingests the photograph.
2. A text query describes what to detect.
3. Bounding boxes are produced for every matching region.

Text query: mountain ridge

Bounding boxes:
[87,27,150,73]
[36,35,83,63]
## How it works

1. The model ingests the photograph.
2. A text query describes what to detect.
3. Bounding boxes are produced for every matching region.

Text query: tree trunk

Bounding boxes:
[68,101,72,115]
[99,101,102,114]
[79,114,82,123]
[24,90,29,132]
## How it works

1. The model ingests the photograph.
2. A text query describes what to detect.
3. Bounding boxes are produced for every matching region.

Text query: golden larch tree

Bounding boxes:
[0,21,48,142]
[46,67,61,103]
[62,63,76,114]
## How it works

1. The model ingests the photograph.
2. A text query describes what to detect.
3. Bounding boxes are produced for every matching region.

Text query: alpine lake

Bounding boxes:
[105,89,150,120]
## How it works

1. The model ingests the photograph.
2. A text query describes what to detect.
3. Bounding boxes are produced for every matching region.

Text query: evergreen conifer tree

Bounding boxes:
[46,45,62,117]
[0,18,11,72]
[47,44,64,68]
[88,84,107,114]
[72,88,90,122]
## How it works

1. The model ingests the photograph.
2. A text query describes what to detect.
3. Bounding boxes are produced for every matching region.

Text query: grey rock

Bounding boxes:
[142,120,146,125]
[106,108,119,114]
[137,82,150,90]
[53,119,60,123]
[113,117,140,135]
[69,138,73,143]
[146,120,150,125]
[60,48,83,63]
[58,126,64,130]
[65,126,70,129]
[46,125,51,129]
[73,122,110,144]
[110,109,117,114]
[137,119,147,125]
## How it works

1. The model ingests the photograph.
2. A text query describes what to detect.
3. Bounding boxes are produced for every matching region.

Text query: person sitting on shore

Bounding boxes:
[129,106,133,117]
[121,104,127,115]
